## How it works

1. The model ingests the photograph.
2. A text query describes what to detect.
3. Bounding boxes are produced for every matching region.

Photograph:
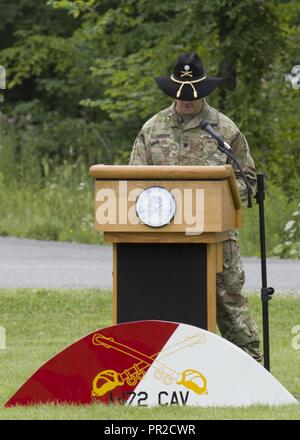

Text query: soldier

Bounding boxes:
[129,52,262,362]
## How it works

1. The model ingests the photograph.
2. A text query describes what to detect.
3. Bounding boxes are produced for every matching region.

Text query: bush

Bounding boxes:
[235,182,299,257]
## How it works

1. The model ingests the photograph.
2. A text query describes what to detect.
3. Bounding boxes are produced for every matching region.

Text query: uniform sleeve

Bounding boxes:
[128,128,152,165]
[228,130,257,206]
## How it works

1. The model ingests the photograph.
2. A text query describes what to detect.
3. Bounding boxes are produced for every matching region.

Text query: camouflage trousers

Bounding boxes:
[216,239,262,362]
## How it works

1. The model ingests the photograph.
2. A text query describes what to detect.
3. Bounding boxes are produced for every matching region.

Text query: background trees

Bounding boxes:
[0,0,299,253]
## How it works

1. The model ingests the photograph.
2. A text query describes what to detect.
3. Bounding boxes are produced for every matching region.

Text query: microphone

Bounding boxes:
[200,121,232,151]
[199,121,253,208]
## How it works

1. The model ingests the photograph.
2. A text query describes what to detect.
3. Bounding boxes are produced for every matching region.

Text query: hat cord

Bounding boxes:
[170,74,206,99]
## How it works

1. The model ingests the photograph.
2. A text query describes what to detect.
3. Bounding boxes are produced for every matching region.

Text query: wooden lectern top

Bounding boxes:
[89,164,241,210]
[90,164,232,180]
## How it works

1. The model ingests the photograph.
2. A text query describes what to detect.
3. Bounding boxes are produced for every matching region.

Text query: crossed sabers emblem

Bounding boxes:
[91,332,208,398]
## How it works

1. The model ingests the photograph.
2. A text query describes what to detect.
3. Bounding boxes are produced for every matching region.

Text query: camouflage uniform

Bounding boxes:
[129,99,262,361]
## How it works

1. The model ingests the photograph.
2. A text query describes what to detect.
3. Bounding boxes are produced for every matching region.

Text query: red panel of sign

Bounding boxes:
[5,321,178,406]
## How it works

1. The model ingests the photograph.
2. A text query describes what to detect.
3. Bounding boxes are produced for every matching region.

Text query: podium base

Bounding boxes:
[116,243,207,328]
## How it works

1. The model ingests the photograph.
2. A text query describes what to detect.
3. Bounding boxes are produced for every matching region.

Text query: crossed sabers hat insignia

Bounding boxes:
[181,64,193,78]
[91,333,208,397]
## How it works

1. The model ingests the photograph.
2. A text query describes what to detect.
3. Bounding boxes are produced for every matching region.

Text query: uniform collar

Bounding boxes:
[166,99,216,130]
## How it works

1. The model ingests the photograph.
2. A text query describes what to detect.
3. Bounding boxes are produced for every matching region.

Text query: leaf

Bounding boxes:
[284,220,296,231]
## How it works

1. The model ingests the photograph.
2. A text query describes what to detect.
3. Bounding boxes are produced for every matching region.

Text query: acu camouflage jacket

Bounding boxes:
[129,100,257,209]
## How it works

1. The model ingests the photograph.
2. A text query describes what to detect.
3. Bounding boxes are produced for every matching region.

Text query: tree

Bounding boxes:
[0,0,299,197]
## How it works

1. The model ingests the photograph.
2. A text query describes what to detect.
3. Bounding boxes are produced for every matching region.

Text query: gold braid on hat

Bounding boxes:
[170,74,207,98]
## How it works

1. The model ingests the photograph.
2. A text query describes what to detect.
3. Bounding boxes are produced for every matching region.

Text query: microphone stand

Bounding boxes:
[217,143,253,208]
[255,173,274,371]
[199,121,253,208]
[200,121,274,370]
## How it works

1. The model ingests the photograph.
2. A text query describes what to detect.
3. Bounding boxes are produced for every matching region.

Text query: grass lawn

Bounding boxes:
[0,289,299,420]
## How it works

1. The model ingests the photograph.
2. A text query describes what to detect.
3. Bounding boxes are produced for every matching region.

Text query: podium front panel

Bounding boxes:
[116,243,207,329]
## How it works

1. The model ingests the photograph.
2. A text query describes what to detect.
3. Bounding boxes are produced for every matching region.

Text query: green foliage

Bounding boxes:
[0,0,299,253]
[40,0,300,199]
[0,124,103,244]
[273,203,300,258]
[48,0,97,18]
[240,182,300,257]
[0,176,102,244]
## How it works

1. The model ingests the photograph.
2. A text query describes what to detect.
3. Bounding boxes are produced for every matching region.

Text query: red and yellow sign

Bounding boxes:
[5,320,297,407]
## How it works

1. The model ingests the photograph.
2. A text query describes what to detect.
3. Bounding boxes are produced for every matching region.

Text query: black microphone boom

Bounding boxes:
[199,121,253,208]
[200,121,228,148]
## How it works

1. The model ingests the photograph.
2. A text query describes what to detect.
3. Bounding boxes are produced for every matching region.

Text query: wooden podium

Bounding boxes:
[89,165,242,333]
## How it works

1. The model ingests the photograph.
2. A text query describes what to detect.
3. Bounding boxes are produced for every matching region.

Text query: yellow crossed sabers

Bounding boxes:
[91,333,207,397]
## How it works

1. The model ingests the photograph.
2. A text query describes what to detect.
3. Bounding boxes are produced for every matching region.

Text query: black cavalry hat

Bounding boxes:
[155,52,223,101]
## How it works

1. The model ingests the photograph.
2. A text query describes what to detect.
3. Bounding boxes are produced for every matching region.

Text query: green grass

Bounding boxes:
[0,289,299,420]
[0,178,103,244]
